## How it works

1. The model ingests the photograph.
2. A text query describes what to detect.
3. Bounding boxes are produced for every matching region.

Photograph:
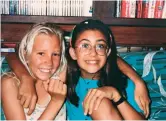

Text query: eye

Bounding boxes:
[37,52,44,56]
[52,53,60,56]
[96,44,107,50]
[80,43,90,49]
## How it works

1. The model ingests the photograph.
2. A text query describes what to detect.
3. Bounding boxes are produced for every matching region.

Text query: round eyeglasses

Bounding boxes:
[75,42,109,56]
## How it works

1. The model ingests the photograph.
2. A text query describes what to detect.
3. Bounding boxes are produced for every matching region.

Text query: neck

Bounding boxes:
[81,71,100,80]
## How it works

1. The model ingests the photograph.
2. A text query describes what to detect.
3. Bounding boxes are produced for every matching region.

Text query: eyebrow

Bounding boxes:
[79,39,107,43]
[34,49,61,53]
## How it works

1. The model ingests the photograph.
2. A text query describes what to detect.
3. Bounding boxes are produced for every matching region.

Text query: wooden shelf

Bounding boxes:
[2,15,166,27]
[101,17,166,27]
[1,15,92,24]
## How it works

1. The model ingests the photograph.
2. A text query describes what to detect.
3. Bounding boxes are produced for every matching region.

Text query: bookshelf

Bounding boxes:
[1,1,166,52]
[2,15,166,27]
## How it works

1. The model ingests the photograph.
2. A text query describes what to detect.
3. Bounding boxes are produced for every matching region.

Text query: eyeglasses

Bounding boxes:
[75,42,109,56]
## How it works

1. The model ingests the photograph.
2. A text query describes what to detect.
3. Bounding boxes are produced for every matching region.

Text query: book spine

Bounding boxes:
[129,0,136,18]
[162,1,166,18]
[83,0,92,16]
[154,0,165,18]
[1,0,4,14]
[9,0,15,15]
[121,0,130,18]
[136,0,143,18]
[4,0,9,14]
[142,0,149,18]
[67,0,71,16]
[76,0,78,16]
[116,0,121,17]
[25,0,28,15]
[59,0,62,16]
[16,0,19,15]
[44,0,47,16]
[148,0,156,18]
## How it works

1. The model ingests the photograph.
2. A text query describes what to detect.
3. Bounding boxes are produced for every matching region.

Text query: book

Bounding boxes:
[83,0,92,16]
[129,0,136,18]
[142,0,149,18]
[1,0,4,14]
[2,43,17,48]
[9,0,18,15]
[136,0,143,18]
[162,1,166,18]
[154,0,165,18]
[148,0,156,18]
[121,0,130,18]
[116,0,121,17]
[1,48,15,53]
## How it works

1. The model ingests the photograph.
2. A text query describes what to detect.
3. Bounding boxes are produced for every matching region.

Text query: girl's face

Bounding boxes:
[70,30,110,79]
[27,33,61,81]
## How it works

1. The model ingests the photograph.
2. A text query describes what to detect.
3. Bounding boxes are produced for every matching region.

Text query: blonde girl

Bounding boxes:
[1,23,67,120]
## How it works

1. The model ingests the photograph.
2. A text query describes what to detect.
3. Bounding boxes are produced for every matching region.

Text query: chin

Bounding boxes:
[87,69,100,74]
[36,75,51,81]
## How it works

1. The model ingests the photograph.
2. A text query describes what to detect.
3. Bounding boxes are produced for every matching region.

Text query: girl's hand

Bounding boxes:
[83,86,121,115]
[135,81,151,118]
[48,78,67,102]
[18,76,37,115]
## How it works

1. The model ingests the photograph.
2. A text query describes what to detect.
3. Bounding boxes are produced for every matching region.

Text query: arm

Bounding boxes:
[117,56,143,84]
[91,98,122,120]
[1,75,27,120]
[6,53,37,115]
[83,86,145,120]
[117,98,145,120]
[38,79,67,120]
[1,75,66,120]
[117,56,150,118]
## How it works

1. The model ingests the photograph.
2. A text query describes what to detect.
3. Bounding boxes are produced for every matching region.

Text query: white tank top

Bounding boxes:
[24,102,66,120]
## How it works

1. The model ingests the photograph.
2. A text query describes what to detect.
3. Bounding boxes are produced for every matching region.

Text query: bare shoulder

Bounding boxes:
[1,73,19,90]
[1,72,20,103]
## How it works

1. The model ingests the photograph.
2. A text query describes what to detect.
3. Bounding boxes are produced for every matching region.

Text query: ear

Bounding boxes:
[107,49,111,57]
[69,47,77,60]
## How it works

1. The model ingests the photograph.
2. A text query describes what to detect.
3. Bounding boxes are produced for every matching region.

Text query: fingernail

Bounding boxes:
[84,112,87,115]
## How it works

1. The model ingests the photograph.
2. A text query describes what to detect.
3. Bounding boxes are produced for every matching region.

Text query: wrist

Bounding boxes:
[135,79,145,88]
[50,96,65,105]
[20,74,35,83]
[133,78,144,85]
[114,96,126,106]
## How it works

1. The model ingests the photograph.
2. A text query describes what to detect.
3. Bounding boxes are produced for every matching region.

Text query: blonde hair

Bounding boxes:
[19,23,67,79]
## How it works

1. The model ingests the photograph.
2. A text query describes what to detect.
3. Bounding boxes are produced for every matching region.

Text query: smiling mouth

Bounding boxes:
[85,60,98,64]
[39,68,52,73]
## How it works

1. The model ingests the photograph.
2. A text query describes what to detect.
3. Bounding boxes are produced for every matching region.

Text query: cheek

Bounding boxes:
[100,56,107,66]
[28,58,40,70]
[53,57,61,69]
[27,55,42,71]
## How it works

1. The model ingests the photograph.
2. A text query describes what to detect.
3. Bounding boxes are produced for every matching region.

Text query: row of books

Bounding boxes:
[1,0,93,16]
[1,41,17,53]
[116,0,166,19]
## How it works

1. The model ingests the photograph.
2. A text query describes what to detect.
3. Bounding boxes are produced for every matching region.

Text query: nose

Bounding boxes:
[89,46,97,56]
[44,55,53,66]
